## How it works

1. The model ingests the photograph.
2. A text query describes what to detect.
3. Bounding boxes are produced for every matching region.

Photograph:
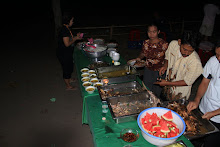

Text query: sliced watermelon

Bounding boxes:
[143,122,153,132]
[144,112,151,122]
[162,110,173,121]
[168,131,178,137]
[152,125,161,132]
[167,121,177,127]
[160,121,170,133]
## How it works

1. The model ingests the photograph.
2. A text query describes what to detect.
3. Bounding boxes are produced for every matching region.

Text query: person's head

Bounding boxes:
[178,32,198,57]
[62,12,74,27]
[215,41,220,62]
[147,23,160,40]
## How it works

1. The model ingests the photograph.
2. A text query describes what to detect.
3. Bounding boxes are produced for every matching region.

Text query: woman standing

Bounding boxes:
[135,23,168,97]
[57,12,82,90]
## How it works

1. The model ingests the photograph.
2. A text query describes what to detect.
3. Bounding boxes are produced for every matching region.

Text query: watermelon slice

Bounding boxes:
[160,121,170,133]
[162,110,173,121]
[152,125,161,132]
[143,122,153,132]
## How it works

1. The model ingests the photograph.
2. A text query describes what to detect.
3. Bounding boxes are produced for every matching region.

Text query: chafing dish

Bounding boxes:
[107,91,161,124]
[98,81,144,101]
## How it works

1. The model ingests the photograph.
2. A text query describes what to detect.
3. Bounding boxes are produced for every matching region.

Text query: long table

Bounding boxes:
[74,48,194,147]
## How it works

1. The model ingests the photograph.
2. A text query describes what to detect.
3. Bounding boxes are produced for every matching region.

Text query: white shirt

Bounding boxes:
[199,56,220,123]
[202,4,220,26]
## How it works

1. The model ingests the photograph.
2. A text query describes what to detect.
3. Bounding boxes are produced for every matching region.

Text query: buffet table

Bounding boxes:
[74,48,194,147]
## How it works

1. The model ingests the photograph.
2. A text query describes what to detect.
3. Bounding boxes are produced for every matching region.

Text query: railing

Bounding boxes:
[71,20,201,41]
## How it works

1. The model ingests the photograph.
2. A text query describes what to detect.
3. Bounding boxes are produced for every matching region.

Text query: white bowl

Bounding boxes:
[93,82,103,87]
[81,72,89,77]
[90,78,99,83]
[109,51,117,57]
[82,81,92,87]
[81,68,89,73]
[81,77,90,82]
[112,53,120,61]
[137,107,186,146]
[89,74,97,79]
[85,86,95,94]
[88,70,96,74]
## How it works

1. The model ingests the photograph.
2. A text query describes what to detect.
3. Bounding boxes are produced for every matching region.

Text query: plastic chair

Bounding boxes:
[129,30,140,41]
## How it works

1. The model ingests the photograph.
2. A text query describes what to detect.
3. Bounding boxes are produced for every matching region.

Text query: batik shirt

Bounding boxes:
[140,38,168,71]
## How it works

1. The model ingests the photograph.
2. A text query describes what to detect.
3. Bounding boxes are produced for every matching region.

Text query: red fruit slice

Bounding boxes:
[152,125,161,132]
[143,122,153,132]
[162,110,173,121]
[167,121,177,127]
[144,112,151,123]
[160,121,170,133]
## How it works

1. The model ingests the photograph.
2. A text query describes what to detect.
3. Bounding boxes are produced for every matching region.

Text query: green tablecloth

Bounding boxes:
[86,95,194,147]
[74,48,126,124]
[74,48,194,147]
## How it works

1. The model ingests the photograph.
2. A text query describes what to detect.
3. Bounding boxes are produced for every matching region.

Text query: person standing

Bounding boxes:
[57,12,82,90]
[155,32,203,100]
[199,3,220,41]
[187,42,220,147]
[129,23,168,97]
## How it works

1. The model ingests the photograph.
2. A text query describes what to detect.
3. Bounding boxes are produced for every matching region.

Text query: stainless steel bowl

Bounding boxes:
[83,44,107,58]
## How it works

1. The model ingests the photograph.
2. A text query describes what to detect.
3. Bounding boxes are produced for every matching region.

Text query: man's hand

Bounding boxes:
[187,101,200,113]
[159,66,167,76]
[154,79,168,86]
[202,112,215,120]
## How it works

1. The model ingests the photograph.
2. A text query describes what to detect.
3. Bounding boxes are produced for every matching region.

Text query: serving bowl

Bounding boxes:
[85,86,95,94]
[137,107,186,146]
[120,128,139,143]
[82,81,92,87]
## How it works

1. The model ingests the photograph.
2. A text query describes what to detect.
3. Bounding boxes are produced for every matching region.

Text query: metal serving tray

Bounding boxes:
[107,91,160,124]
[162,99,219,140]
[98,81,144,101]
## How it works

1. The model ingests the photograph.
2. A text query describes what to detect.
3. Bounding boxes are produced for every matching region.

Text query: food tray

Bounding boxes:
[96,65,138,79]
[107,91,161,124]
[162,99,219,140]
[98,81,144,101]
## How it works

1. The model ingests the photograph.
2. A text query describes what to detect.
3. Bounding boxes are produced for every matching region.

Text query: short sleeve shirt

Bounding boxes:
[165,40,203,100]
[140,38,168,71]
[199,56,220,123]
[57,26,74,55]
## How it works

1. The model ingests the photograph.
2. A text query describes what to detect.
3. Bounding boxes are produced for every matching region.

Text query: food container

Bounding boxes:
[137,107,186,146]
[81,68,89,73]
[85,86,95,94]
[98,81,143,101]
[93,82,103,87]
[89,74,97,79]
[88,70,96,74]
[120,128,139,143]
[82,81,92,87]
[90,78,99,83]
[107,91,161,123]
[83,44,107,58]
[162,99,219,140]
[81,77,90,82]
[81,73,89,77]
[96,65,138,84]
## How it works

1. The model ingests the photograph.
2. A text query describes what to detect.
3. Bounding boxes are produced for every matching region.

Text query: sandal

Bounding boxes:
[69,78,77,83]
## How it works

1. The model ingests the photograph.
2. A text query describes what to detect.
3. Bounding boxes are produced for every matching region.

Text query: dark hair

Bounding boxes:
[215,40,220,48]
[147,23,160,31]
[181,31,198,49]
[62,12,73,25]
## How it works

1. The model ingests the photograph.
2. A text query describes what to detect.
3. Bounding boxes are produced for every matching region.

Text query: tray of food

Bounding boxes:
[162,100,219,140]
[107,91,161,124]
[96,65,137,79]
[98,81,144,101]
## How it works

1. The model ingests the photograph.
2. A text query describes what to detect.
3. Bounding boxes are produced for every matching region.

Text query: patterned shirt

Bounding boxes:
[164,40,203,100]
[140,38,168,71]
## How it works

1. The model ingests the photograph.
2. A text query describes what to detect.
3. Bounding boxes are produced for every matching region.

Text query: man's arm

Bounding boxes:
[187,77,210,112]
